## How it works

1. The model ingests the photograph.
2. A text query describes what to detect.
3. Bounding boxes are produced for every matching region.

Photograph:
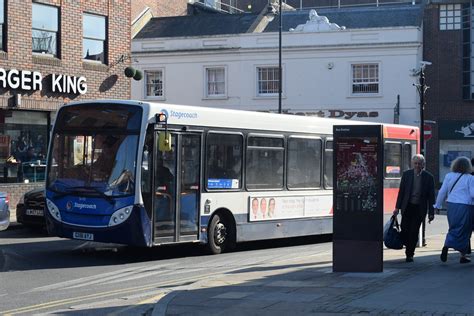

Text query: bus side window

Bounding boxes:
[384,142,402,178]
[402,143,412,172]
[246,136,284,190]
[141,130,153,194]
[287,137,322,189]
[324,140,333,188]
[206,133,243,189]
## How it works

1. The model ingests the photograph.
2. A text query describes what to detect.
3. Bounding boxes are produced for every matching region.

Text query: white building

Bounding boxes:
[132,5,423,125]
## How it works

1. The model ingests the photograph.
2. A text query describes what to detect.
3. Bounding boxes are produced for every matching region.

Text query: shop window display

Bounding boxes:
[0,110,49,183]
[439,140,474,182]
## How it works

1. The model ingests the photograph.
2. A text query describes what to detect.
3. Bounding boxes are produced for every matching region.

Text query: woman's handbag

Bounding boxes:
[384,215,404,250]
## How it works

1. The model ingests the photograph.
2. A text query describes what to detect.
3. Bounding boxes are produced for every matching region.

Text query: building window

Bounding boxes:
[205,67,226,97]
[145,70,164,98]
[32,3,59,56]
[352,64,379,94]
[0,0,4,51]
[257,66,280,96]
[83,13,106,63]
[0,110,49,183]
[440,4,461,30]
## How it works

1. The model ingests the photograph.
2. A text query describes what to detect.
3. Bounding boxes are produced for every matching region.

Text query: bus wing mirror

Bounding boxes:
[158,132,172,152]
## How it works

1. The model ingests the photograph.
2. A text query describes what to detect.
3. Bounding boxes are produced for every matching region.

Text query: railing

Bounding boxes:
[194,0,245,13]
[288,0,420,10]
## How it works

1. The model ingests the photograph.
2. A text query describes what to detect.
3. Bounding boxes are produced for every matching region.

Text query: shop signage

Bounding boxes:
[439,120,474,139]
[0,67,87,95]
[289,109,379,119]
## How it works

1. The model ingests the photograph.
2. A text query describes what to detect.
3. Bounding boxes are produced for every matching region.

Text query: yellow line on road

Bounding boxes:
[107,292,168,316]
[1,283,160,315]
[1,271,218,315]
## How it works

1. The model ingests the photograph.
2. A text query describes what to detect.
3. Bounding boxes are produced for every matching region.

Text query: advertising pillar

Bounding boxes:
[333,125,384,272]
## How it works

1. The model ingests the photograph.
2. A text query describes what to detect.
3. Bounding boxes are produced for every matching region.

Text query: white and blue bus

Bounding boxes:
[45,100,419,254]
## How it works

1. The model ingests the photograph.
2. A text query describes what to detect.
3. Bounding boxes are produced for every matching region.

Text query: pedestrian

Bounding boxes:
[434,156,474,264]
[470,158,474,256]
[393,154,435,262]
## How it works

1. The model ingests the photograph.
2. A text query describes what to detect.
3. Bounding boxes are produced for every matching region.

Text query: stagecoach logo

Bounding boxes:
[66,201,73,210]
[73,202,97,210]
[161,108,198,120]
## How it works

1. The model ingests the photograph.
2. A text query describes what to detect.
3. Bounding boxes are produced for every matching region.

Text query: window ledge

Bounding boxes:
[33,55,61,67]
[347,93,382,98]
[203,96,228,100]
[254,95,286,100]
[83,61,109,72]
[0,51,6,60]
[145,96,166,101]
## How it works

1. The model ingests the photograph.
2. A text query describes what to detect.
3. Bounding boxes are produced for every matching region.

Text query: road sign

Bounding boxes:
[424,124,432,141]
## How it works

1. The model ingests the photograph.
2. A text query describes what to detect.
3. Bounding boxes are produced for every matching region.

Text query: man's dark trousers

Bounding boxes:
[401,203,424,257]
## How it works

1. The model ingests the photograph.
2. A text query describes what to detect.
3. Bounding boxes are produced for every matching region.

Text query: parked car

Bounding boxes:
[0,192,10,231]
[16,188,45,228]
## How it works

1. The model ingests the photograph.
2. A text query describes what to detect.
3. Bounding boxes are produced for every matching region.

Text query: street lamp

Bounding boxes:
[266,0,283,114]
[413,61,431,156]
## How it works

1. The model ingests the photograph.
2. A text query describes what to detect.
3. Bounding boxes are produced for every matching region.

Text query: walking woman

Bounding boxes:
[434,156,474,263]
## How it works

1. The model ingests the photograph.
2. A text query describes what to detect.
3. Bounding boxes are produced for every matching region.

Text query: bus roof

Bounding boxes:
[62,99,418,136]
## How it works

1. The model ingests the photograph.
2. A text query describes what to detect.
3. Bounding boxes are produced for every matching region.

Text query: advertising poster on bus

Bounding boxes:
[248,195,332,221]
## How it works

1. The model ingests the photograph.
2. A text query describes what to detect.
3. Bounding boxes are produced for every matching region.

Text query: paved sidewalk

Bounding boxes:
[152,234,474,316]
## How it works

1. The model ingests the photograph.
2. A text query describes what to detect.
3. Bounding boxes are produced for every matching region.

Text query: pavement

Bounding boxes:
[151,233,474,316]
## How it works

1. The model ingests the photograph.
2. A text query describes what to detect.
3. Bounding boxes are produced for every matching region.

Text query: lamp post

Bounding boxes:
[266,1,282,113]
[277,0,282,114]
[413,61,431,157]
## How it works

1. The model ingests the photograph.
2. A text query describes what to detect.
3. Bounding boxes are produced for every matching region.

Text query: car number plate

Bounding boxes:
[26,209,44,216]
[73,232,94,241]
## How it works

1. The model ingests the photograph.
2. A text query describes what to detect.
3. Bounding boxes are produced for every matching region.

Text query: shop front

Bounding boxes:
[0,67,87,185]
[0,110,50,184]
[438,120,474,182]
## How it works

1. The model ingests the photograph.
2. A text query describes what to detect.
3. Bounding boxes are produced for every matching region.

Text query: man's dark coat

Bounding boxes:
[395,169,435,217]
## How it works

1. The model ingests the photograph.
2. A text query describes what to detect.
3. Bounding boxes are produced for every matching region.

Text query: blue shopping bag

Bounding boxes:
[383,215,403,250]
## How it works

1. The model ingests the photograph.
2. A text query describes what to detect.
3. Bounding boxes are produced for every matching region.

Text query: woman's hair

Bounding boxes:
[451,156,472,174]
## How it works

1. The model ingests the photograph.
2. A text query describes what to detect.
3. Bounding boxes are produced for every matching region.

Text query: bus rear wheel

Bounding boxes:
[208,213,235,254]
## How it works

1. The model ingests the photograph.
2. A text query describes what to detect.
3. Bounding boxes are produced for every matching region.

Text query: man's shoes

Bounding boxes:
[460,256,471,264]
[440,246,448,262]
[422,241,427,247]
[406,256,414,262]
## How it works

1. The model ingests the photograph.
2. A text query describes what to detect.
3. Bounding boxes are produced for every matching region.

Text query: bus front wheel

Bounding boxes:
[208,213,235,254]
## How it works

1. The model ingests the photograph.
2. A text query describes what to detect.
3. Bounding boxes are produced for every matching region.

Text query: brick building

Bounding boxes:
[422,0,472,185]
[0,0,193,209]
[0,1,132,204]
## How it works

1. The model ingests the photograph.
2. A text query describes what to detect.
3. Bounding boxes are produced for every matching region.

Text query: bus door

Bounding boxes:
[153,132,201,243]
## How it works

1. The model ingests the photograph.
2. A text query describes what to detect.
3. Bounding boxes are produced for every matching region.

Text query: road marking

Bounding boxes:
[108,292,168,316]
[1,269,226,315]
[6,243,334,314]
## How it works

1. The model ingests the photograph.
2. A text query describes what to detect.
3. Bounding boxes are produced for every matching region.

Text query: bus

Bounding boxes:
[45,100,419,254]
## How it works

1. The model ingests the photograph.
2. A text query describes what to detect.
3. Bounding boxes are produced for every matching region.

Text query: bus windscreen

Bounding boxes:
[47,104,142,197]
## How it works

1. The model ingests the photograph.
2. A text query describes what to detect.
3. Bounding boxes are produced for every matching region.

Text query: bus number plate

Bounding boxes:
[73,232,94,241]
[26,209,44,216]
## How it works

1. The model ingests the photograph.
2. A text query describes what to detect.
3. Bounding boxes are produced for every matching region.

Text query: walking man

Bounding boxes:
[394,154,435,262]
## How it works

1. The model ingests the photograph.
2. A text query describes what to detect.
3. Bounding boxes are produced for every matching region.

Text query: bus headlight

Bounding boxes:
[108,205,133,227]
[46,198,61,221]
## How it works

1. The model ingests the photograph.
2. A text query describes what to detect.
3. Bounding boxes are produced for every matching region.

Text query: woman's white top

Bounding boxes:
[433,172,474,208]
